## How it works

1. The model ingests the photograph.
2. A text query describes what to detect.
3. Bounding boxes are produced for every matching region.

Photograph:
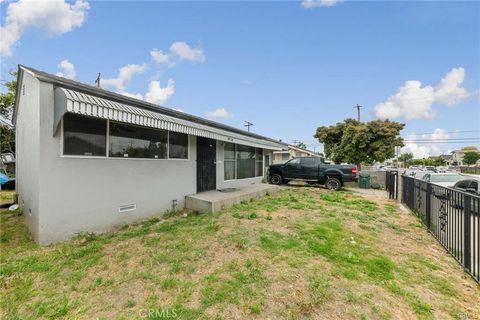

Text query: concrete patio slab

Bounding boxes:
[185,183,280,213]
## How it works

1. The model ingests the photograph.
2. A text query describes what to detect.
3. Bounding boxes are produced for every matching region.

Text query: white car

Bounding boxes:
[420,172,465,187]
[405,168,433,177]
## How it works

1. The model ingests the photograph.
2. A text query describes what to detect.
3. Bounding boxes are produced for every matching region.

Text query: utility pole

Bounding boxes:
[244,121,254,132]
[95,73,101,88]
[353,104,363,121]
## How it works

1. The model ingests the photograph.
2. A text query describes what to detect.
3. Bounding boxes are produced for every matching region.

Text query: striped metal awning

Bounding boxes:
[53,87,284,150]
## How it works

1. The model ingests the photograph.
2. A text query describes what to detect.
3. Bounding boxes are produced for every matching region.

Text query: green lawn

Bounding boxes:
[0,187,479,319]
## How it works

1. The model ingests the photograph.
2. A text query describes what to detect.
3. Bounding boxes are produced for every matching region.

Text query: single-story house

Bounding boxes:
[13,65,286,244]
[272,144,321,164]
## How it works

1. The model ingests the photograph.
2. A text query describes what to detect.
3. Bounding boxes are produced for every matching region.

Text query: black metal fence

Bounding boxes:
[385,171,398,200]
[402,175,480,283]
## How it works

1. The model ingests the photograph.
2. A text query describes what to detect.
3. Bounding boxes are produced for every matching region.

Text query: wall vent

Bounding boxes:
[118,204,136,213]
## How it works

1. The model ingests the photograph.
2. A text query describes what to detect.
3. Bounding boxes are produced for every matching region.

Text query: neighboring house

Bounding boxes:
[13,65,286,244]
[272,145,320,164]
[450,146,480,166]
[439,154,453,165]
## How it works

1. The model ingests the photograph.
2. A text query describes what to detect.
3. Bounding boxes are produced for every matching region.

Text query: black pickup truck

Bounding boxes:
[267,157,358,190]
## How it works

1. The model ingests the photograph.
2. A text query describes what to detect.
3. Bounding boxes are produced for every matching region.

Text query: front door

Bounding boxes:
[197,137,216,193]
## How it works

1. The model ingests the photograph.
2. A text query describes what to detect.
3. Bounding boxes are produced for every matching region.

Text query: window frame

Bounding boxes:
[255,148,264,177]
[108,120,169,160]
[60,115,108,159]
[60,117,189,161]
[168,131,190,160]
[223,142,264,181]
[223,142,237,181]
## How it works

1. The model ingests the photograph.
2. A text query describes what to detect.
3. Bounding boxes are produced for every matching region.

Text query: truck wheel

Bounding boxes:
[270,174,283,185]
[325,177,341,190]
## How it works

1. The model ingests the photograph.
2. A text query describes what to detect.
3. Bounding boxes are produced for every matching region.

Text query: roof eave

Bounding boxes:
[19,65,287,148]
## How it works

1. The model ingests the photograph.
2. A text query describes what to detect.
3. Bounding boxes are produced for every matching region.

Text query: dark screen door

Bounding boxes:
[197,137,216,193]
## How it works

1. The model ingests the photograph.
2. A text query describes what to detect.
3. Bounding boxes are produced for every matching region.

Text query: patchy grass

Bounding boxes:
[0,188,478,319]
[0,190,15,206]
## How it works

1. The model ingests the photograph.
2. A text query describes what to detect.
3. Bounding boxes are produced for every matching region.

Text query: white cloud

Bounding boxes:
[374,67,470,120]
[301,0,343,8]
[150,49,170,65]
[145,79,175,105]
[374,81,436,120]
[170,42,205,63]
[150,41,206,68]
[206,108,232,119]
[56,59,76,79]
[402,128,448,158]
[120,92,144,100]
[0,0,90,56]
[118,79,175,106]
[102,63,148,91]
[434,67,469,105]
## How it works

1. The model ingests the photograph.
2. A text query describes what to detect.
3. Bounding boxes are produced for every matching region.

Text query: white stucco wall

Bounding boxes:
[15,77,277,244]
[28,81,196,244]
[15,71,41,242]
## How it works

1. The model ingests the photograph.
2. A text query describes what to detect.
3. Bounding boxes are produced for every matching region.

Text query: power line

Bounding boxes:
[404,138,480,142]
[403,141,480,144]
[402,129,480,136]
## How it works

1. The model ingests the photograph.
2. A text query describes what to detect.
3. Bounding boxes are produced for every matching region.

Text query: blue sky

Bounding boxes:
[1,0,479,157]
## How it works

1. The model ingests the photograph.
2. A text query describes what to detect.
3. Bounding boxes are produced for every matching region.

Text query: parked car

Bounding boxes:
[451,179,479,196]
[267,157,357,190]
[449,179,480,215]
[436,166,448,173]
[380,166,397,171]
[420,172,465,187]
[404,168,433,177]
[425,166,437,173]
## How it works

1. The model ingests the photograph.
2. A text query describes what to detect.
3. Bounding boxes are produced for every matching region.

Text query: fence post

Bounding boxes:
[425,183,431,229]
[464,194,471,272]
[395,172,398,200]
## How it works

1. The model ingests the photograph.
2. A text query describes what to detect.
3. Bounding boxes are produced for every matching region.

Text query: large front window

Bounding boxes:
[63,114,106,156]
[109,122,168,159]
[168,132,188,159]
[62,114,188,159]
[224,143,264,180]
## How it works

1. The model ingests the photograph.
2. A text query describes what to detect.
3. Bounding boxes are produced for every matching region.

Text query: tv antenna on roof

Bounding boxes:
[244,121,254,132]
[95,73,101,88]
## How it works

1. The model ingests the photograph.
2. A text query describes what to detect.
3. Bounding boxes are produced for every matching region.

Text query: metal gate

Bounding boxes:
[196,137,216,193]
[386,170,398,200]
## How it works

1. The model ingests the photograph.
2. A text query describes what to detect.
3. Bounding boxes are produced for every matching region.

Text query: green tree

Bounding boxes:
[463,152,480,165]
[314,119,404,168]
[398,153,413,167]
[0,72,17,153]
[433,158,445,166]
[293,141,307,149]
